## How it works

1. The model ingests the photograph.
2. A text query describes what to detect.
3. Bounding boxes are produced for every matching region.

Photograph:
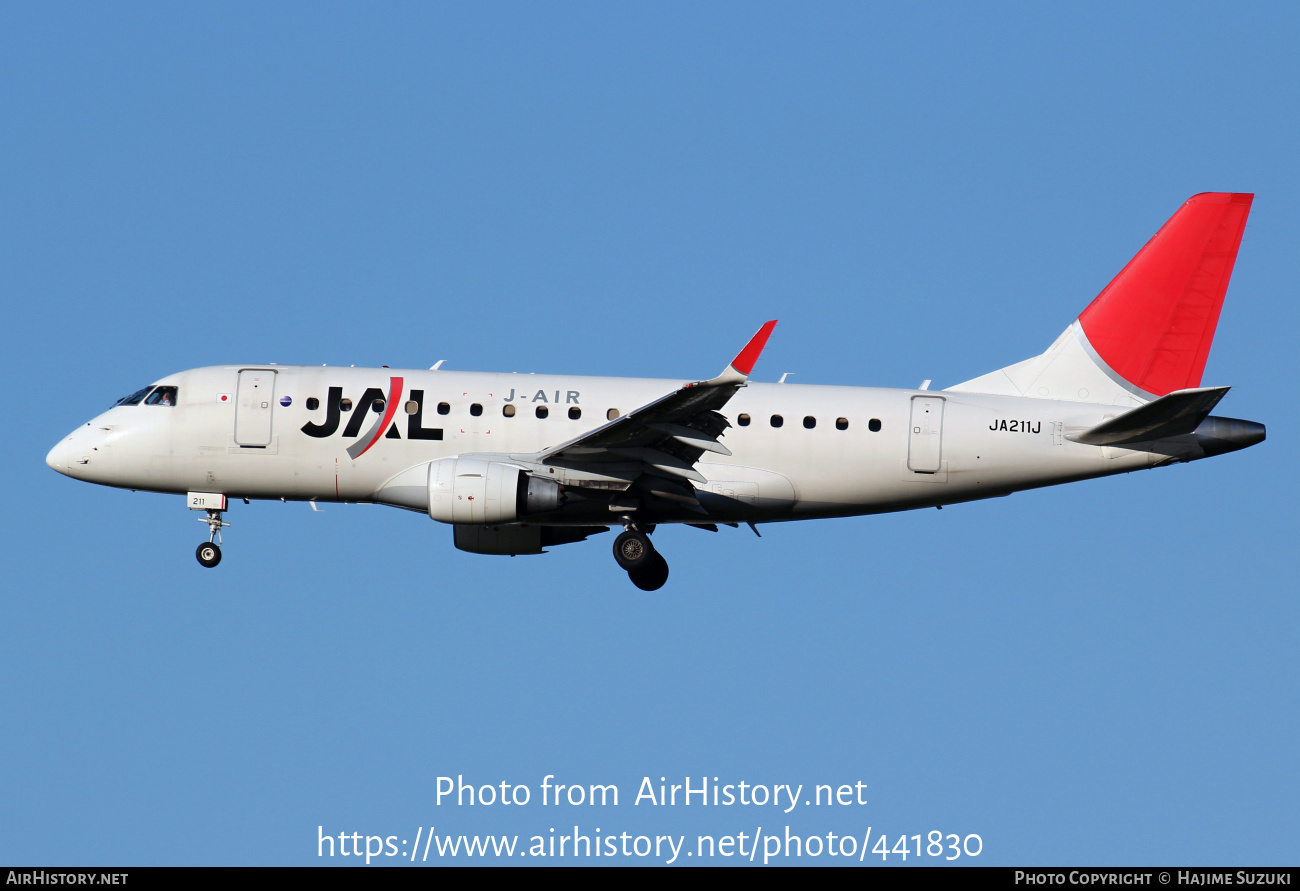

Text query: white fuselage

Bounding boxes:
[48,364,1193,523]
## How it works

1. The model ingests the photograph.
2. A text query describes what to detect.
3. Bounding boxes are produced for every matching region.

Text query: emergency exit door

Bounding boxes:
[907,395,944,472]
[234,369,276,447]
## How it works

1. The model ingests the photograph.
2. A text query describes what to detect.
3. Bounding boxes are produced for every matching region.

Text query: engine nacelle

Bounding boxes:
[427,456,562,525]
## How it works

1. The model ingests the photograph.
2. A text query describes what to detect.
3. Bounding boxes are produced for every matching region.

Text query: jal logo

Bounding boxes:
[300,376,444,458]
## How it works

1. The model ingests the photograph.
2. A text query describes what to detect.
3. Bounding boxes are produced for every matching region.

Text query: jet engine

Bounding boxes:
[427,456,562,524]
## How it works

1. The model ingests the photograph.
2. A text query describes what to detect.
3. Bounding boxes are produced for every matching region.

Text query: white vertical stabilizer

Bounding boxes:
[946,321,1153,406]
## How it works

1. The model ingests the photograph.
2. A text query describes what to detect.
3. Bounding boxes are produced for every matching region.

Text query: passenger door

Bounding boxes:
[234,369,277,447]
[907,395,944,472]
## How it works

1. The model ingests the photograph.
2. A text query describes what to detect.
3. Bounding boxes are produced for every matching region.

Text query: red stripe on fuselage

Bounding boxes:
[354,376,404,459]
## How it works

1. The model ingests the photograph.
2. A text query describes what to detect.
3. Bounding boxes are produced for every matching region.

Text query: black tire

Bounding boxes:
[629,551,669,591]
[612,530,654,571]
[196,542,222,568]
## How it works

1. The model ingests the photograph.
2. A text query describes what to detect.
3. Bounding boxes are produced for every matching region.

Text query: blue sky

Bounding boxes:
[3,2,1298,865]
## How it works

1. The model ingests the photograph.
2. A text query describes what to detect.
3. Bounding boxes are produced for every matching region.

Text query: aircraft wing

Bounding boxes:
[530,321,777,508]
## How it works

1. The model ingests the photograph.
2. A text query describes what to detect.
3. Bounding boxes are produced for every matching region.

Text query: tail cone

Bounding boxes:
[1194,416,1266,457]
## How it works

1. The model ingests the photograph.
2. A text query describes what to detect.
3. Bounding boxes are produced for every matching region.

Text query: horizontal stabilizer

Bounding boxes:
[1068,386,1230,446]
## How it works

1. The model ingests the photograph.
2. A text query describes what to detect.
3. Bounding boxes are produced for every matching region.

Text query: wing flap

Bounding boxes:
[647,422,733,455]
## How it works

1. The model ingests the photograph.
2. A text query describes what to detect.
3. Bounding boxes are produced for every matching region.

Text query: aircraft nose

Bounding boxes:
[46,425,95,477]
[46,435,76,476]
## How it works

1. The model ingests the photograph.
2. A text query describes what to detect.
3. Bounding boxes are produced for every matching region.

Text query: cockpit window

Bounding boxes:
[115,386,153,406]
[144,386,178,406]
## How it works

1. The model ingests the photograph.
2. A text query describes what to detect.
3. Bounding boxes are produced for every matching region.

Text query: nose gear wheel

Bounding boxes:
[196,542,222,568]
[195,509,230,568]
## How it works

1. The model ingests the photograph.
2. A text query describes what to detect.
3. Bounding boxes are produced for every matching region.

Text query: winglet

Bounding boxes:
[725,320,778,379]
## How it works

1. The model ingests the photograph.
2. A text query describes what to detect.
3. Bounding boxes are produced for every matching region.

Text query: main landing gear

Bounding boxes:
[613,525,669,591]
[196,508,229,569]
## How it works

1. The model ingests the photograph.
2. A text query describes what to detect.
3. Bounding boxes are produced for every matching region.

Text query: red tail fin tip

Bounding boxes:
[1077,192,1253,397]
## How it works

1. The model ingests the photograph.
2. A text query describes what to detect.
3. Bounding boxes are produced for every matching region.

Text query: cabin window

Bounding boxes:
[607,408,619,420]
[737,413,751,426]
[569,407,581,420]
[470,403,483,417]
[144,386,178,406]
[536,406,549,419]
[404,401,418,414]
[503,404,516,417]
[340,398,353,412]
[836,417,849,430]
[868,418,882,432]
[372,399,385,413]
[770,414,784,428]
[803,415,816,429]
[306,397,320,411]
[115,386,153,407]
[437,402,450,415]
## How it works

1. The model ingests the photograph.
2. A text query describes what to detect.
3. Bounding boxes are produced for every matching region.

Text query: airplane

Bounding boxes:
[46,193,1265,590]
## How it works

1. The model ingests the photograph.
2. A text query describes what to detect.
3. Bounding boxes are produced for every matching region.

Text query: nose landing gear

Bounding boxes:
[187,493,231,569]
[196,508,229,569]
[613,525,670,591]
